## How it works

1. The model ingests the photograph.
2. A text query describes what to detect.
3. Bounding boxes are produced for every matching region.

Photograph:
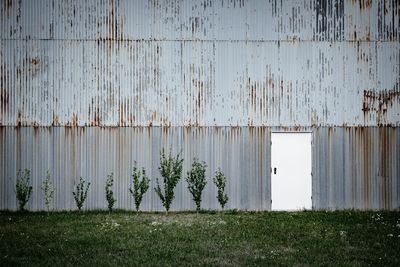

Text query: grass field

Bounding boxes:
[0,210,399,266]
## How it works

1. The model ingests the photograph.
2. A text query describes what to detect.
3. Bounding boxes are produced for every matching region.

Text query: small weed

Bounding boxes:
[186,159,207,212]
[129,163,150,212]
[15,169,32,211]
[105,173,116,212]
[154,149,183,213]
[72,177,91,211]
[41,171,54,212]
[213,169,229,211]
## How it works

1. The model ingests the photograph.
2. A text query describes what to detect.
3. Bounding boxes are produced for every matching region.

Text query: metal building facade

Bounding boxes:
[0,0,399,210]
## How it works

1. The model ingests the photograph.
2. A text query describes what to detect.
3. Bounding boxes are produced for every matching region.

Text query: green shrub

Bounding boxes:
[105,173,116,212]
[41,170,54,211]
[129,163,150,212]
[15,169,32,211]
[186,159,207,212]
[213,168,229,210]
[154,149,184,213]
[73,177,91,211]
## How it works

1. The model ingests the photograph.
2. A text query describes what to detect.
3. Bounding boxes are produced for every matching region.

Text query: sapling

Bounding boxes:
[73,177,91,211]
[213,168,229,211]
[41,170,54,211]
[105,172,116,212]
[129,163,150,212]
[15,168,32,211]
[186,159,207,212]
[154,149,184,214]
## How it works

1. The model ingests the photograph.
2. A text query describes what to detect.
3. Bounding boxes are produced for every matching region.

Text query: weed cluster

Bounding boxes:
[15,149,230,213]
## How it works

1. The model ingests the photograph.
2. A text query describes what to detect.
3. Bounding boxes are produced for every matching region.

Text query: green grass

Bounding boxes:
[1,210,400,266]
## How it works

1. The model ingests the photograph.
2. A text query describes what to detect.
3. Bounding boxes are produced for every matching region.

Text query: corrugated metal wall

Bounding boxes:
[0,0,399,210]
[0,127,270,211]
[1,0,399,127]
[313,127,400,210]
[1,126,399,211]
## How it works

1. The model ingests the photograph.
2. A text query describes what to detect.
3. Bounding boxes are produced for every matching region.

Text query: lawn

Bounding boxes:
[0,210,399,266]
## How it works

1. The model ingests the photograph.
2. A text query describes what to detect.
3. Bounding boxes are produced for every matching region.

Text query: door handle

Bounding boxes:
[274,167,277,174]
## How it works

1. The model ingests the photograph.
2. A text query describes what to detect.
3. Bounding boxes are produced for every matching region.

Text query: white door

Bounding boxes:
[271,132,312,211]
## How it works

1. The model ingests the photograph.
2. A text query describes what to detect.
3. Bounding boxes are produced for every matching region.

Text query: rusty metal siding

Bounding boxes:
[1,0,399,127]
[312,127,400,210]
[1,126,399,211]
[0,126,271,211]
[0,0,399,211]
[1,0,398,41]
[1,40,399,126]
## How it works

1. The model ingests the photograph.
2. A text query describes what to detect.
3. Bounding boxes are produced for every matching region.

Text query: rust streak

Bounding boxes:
[362,87,400,126]
[16,110,22,126]
[4,0,12,12]
[52,114,60,126]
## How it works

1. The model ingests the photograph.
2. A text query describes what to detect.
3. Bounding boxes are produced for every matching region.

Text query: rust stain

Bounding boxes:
[0,90,9,108]
[16,110,22,126]
[119,101,125,126]
[351,0,372,10]
[353,31,357,40]
[88,98,102,126]
[91,107,101,126]
[268,78,274,88]
[4,0,12,12]
[72,113,78,126]
[30,58,40,65]
[192,78,204,126]
[160,114,171,127]
[162,125,169,136]
[27,57,41,77]
[191,17,200,34]
[150,111,157,122]
[128,114,135,126]
[379,127,389,209]
[356,41,369,62]
[15,123,21,170]
[366,31,371,41]
[362,127,370,208]
[64,113,79,127]
[360,0,372,10]
[290,35,301,43]
[247,78,262,115]
[109,0,117,40]
[293,125,301,132]
[52,114,60,126]
[146,111,157,127]
[362,87,400,125]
